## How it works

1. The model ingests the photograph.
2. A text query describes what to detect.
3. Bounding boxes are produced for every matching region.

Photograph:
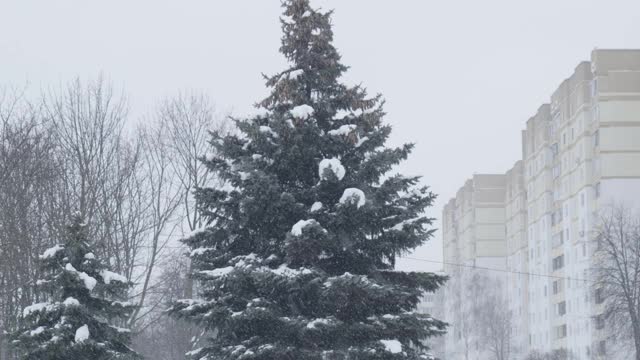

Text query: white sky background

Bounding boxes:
[2,0,640,272]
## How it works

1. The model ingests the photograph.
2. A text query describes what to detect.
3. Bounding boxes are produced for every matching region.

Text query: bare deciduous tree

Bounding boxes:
[0,90,60,359]
[448,270,514,360]
[127,123,184,327]
[157,93,227,232]
[593,205,640,360]
[41,78,186,331]
[155,93,228,296]
[129,93,229,354]
[132,255,199,360]
[477,281,514,360]
[0,83,228,359]
[43,77,129,237]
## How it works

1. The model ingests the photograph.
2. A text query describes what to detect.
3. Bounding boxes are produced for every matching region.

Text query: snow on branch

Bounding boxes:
[339,188,365,208]
[319,158,345,181]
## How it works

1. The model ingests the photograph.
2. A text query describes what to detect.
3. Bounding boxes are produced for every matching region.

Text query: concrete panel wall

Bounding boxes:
[475,207,505,224]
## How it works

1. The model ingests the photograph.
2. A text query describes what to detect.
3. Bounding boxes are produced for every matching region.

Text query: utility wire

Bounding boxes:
[132,245,600,285]
[400,256,597,284]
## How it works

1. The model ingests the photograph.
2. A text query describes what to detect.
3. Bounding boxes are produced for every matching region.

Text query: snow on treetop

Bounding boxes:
[332,108,365,121]
[327,124,356,136]
[323,272,357,287]
[318,158,345,181]
[339,188,366,208]
[333,109,351,121]
[184,226,210,240]
[310,201,322,212]
[288,69,303,80]
[63,297,80,307]
[271,264,313,277]
[190,247,215,257]
[29,326,46,336]
[239,107,270,120]
[40,245,64,260]
[199,266,234,278]
[392,217,421,231]
[380,339,402,354]
[259,126,278,138]
[100,270,128,285]
[291,219,318,236]
[289,104,314,119]
[186,348,204,357]
[306,318,332,329]
[23,302,54,317]
[84,252,95,260]
[110,325,131,333]
[355,136,369,148]
[74,324,90,343]
[174,299,204,313]
[64,263,97,291]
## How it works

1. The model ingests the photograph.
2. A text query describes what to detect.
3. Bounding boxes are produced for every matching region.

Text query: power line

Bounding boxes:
[400,256,597,284]
[130,246,599,285]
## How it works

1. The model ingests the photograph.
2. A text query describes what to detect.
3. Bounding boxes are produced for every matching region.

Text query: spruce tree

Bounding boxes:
[170,0,447,358]
[11,214,140,360]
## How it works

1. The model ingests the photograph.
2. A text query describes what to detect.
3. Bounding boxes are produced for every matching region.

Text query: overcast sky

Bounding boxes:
[2,0,640,272]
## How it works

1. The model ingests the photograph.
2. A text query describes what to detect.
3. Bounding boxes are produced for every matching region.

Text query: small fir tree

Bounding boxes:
[170,0,447,359]
[11,214,140,360]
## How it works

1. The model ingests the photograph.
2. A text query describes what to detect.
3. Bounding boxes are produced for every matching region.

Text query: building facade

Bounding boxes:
[442,174,508,359]
[442,49,640,360]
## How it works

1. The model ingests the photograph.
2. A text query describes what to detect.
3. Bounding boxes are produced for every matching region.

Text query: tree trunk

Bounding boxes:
[634,321,640,360]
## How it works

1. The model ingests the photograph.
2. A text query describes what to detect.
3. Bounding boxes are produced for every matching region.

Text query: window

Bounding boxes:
[596,314,605,330]
[552,255,564,271]
[594,130,599,147]
[556,324,567,339]
[598,340,606,355]
[595,182,601,198]
[558,301,566,316]
[595,288,604,304]
[553,279,563,294]
[552,232,564,247]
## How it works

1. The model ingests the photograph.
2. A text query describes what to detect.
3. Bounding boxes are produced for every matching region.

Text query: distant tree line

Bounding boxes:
[0,78,228,359]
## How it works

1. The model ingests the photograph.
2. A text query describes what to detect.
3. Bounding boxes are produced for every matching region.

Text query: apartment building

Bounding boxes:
[442,49,640,360]
[505,161,528,357]
[442,174,508,360]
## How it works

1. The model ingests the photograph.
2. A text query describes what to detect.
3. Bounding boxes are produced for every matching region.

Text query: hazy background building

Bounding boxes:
[442,175,508,359]
[442,49,640,360]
